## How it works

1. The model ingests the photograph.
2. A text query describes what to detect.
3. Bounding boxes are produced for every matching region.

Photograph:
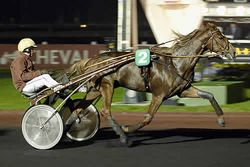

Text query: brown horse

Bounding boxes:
[67,22,235,144]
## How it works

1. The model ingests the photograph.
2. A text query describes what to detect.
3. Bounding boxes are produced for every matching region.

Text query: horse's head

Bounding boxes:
[201,22,236,61]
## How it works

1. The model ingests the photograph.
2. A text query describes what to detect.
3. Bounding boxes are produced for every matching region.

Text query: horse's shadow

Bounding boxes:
[56,128,250,149]
[0,129,13,137]
[123,128,250,147]
[55,128,118,149]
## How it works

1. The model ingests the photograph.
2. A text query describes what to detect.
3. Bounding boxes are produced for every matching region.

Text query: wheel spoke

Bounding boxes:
[33,131,41,141]
[26,123,40,128]
[44,129,52,143]
[36,110,42,126]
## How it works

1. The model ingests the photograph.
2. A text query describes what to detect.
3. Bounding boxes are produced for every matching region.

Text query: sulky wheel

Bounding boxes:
[22,104,64,150]
[60,99,100,141]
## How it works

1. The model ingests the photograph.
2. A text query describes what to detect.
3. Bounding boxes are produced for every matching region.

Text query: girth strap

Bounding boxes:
[140,67,150,91]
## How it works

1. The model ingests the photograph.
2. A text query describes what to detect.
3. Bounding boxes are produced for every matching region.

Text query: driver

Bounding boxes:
[10,38,63,96]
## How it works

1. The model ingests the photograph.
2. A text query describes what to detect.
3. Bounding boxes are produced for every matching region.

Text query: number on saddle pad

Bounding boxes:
[135,49,151,67]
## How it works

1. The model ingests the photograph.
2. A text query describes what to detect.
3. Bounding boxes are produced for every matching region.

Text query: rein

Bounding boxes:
[150,28,229,96]
[150,39,178,49]
[70,28,230,84]
[83,52,134,71]
[70,52,135,80]
[150,29,227,59]
[73,28,226,75]
[150,50,220,58]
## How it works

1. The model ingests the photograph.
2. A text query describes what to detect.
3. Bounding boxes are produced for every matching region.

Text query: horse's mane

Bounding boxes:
[173,29,200,47]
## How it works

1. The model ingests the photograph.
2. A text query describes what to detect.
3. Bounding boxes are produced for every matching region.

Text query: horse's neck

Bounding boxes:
[171,34,209,78]
[172,42,201,67]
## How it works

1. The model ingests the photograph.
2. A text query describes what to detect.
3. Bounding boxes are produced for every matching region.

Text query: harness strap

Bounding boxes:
[140,66,150,91]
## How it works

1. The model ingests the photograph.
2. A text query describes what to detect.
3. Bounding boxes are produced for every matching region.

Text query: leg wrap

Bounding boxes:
[65,111,78,125]
[107,116,127,143]
[197,91,213,100]
[198,91,223,116]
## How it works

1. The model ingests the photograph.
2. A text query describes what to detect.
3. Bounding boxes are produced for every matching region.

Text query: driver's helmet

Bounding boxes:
[17,38,37,52]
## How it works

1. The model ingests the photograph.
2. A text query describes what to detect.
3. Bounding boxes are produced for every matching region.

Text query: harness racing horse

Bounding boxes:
[68,22,236,144]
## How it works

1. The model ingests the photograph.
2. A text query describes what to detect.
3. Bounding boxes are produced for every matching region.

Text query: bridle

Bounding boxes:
[203,29,230,58]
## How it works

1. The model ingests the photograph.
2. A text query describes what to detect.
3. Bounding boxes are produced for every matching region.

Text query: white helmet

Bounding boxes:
[17,38,37,52]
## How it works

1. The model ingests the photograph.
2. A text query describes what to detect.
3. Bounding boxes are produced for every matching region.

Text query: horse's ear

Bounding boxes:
[207,22,216,27]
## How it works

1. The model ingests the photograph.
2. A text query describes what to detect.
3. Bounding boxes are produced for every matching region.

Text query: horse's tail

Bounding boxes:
[68,58,91,78]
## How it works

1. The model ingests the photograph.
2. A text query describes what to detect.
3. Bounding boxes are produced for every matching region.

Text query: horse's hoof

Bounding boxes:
[120,137,133,147]
[120,136,127,144]
[217,118,225,127]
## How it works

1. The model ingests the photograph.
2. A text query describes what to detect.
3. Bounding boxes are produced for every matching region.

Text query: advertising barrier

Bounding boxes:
[0,44,107,69]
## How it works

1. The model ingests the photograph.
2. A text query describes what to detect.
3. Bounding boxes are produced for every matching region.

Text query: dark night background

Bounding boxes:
[0,0,155,44]
[1,0,250,44]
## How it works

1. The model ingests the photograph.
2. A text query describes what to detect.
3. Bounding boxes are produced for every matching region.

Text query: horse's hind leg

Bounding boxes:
[99,81,128,144]
[65,89,101,125]
[122,95,164,133]
[179,86,225,126]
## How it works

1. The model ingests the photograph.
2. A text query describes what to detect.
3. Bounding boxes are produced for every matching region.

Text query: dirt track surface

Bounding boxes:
[1,110,250,129]
[0,110,250,167]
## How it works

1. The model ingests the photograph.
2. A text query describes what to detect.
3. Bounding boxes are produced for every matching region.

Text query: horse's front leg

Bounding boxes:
[99,81,128,144]
[179,86,225,126]
[122,94,164,133]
